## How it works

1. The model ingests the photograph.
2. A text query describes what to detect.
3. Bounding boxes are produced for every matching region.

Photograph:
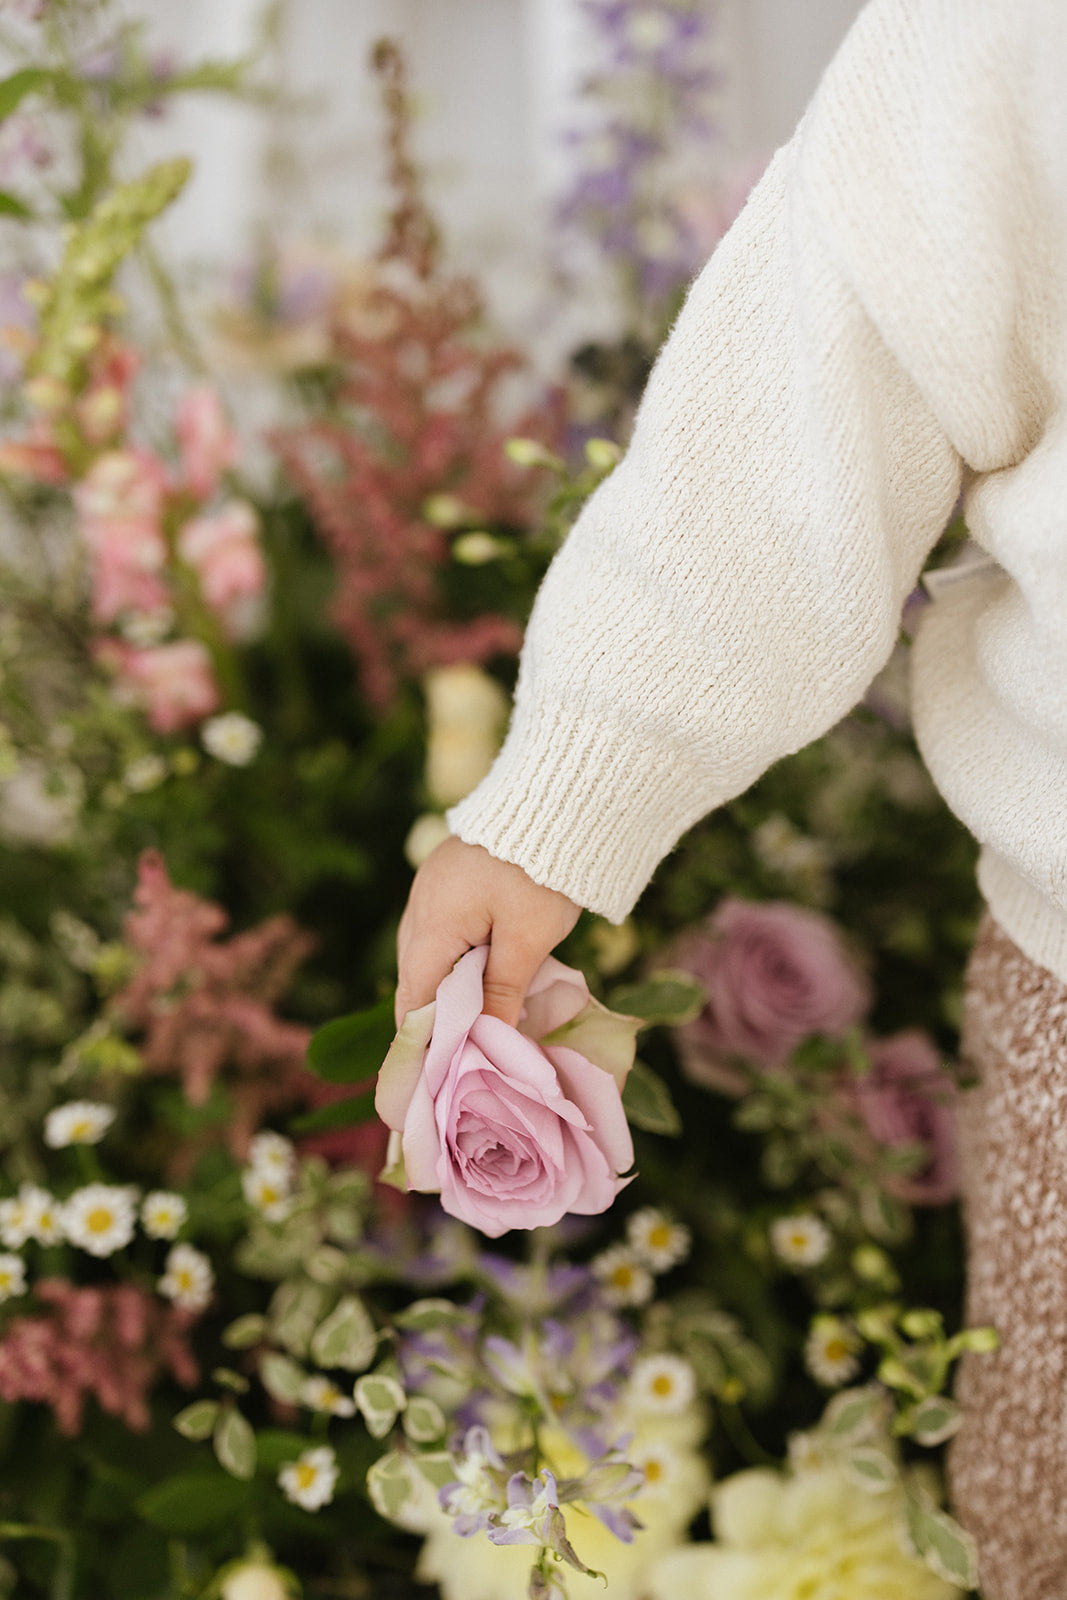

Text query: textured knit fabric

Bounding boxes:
[949,915,1067,1600]
[449,0,1067,982]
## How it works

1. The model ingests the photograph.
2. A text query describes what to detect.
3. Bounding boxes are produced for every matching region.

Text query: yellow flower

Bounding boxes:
[647,1463,962,1600]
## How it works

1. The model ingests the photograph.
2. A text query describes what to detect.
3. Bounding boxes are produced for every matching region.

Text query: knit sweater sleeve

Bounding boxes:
[448,0,1059,922]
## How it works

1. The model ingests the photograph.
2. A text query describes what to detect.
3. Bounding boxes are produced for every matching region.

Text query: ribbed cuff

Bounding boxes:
[447,698,720,924]
[978,848,1067,989]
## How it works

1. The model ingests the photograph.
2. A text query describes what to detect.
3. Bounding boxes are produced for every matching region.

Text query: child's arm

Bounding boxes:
[398,0,1061,1016]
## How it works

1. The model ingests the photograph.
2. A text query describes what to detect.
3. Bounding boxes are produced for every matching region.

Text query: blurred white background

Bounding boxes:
[125,0,864,338]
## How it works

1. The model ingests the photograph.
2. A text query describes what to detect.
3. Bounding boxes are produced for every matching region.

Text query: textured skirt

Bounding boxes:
[949,913,1067,1600]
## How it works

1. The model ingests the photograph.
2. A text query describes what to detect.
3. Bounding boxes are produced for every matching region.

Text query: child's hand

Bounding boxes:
[395,836,580,1028]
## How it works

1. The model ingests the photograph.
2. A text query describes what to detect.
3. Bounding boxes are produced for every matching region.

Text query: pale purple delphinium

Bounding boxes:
[557,0,723,306]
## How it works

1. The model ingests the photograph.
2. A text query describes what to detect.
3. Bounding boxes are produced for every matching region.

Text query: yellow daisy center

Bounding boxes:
[651,1373,674,1398]
[644,1458,664,1483]
[612,1265,634,1288]
[648,1224,672,1249]
[86,1207,114,1233]
[295,1463,318,1490]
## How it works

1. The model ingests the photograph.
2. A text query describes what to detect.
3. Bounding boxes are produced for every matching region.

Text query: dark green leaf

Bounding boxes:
[135,1471,251,1534]
[609,969,705,1026]
[621,1059,682,1136]
[255,1429,314,1473]
[306,997,397,1084]
[288,1088,378,1134]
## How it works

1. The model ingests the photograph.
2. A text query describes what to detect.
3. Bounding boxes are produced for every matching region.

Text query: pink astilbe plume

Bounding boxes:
[113,851,315,1158]
[0,1279,199,1435]
[273,40,562,709]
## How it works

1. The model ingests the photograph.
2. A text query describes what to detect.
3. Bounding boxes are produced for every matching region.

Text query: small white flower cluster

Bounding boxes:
[805,1315,862,1389]
[0,1183,63,1250]
[1,1175,191,1262]
[278,1445,339,1511]
[592,1207,691,1308]
[241,1131,297,1222]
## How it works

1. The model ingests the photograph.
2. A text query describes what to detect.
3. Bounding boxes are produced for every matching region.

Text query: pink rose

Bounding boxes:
[114,639,220,733]
[176,385,237,501]
[177,501,265,615]
[674,897,871,1093]
[375,946,640,1238]
[848,1030,959,1206]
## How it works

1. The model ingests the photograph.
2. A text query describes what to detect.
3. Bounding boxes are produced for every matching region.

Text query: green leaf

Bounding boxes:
[259,1352,307,1405]
[0,68,51,122]
[843,1445,898,1493]
[0,191,31,219]
[621,1059,682,1136]
[309,1295,378,1372]
[172,1400,219,1442]
[906,1395,963,1447]
[609,969,706,1026]
[366,1450,420,1524]
[307,997,398,1084]
[270,1279,327,1358]
[222,1313,267,1350]
[394,1298,477,1333]
[402,1396,446,1444]
[355,1373,406,1439]
[413,1450,459,1489]
[213,1406,257,1481]
[821,1385,885,1444]
[288,1089,378,1135]
[904,1495,979,1589]
[135,1471,251,1535]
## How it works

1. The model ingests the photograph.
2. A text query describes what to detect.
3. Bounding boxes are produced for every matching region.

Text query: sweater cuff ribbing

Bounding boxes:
[446,698,718,924]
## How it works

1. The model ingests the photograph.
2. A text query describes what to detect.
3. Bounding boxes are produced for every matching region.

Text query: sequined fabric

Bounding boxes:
[949,914,1067,1599]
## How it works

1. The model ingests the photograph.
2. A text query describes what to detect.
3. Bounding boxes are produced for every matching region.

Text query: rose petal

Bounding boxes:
[375,1000,437,1130]
[541,996,641,1089]
[400,1073,444,1192]
[422,945,488,1097]
[519,956,591,1040]
[546,1045,635,1176]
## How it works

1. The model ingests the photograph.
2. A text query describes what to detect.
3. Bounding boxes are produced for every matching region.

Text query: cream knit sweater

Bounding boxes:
[450,0,1067,984]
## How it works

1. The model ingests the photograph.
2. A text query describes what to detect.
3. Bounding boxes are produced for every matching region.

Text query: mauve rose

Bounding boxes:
[674,898,871,1093]
[375,946,640,1238]
[849,1030,959,1206]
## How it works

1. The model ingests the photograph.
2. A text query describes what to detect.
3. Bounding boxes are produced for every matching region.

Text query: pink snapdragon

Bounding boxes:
[75,448,172,623]
[178,500,265,615]
[176,384,237,499]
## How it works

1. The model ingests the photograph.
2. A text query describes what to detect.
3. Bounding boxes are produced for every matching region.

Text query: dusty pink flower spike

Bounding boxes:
[376,947,641,1238]
[176,384,238,500]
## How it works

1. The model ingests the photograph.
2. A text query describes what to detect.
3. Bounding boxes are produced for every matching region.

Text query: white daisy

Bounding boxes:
[62,1184,138,1257]
[626,1207,691,1272]
[241,1168,293,1222]
[629,1353,697,1415]
[44,1100,116,1149]
[158,1242,214,1312]
[0,1253,26,1302]
[278,1446,339,1512]
[247,1131,296,1184]
[0,1184,41,1248]
[805,1316,862,1388]
[631,1442,681,1499]
[770,1213,832,1269]
[592,1245,654,1308]
[141,1190,188,1240]
[302,1375,356,1418]
[201,712,262,768]
[25,1186,63,1245]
